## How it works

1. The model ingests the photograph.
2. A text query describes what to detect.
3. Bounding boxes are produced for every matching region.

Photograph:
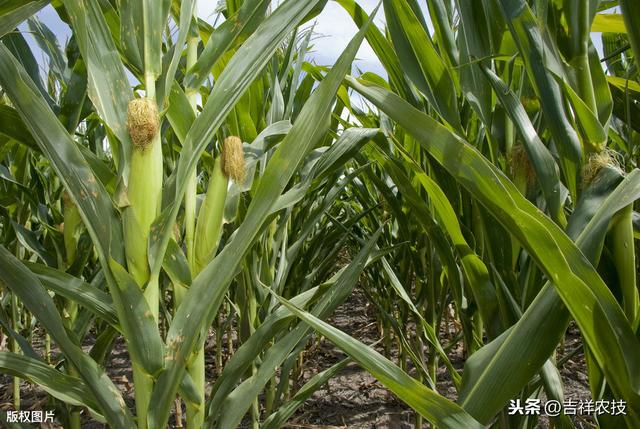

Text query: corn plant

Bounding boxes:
[0,0,389,427]
[330,0,640,427]
[1,0,640,429]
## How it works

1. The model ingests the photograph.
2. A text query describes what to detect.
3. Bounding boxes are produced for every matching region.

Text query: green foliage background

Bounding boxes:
[0,0,639,428]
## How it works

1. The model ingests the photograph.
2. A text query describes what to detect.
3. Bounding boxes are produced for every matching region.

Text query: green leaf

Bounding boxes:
[268,290,484,429]
[426,0,459,67]
[183,0,271,90]
[459,167,640,424]
[0,306,39,360]
[119,0,143,70]
[0,351,103,418]
[11,221,56,267]
[62,0,133,178]
[26,262,119,327]
[481,65,564,224]
[0,105,39,151]
[26,16,67,82]
[0,246,135,428]
[158,0,195,103]
[165,82,196,144]
[58,57,89,132]
[619,0,640,70]
[0,0,48,38]
[591,14,626,33]
[109,259,164,377]
[554,73,607,152]
[142,0,170,78]
[2,31,53,105]
[348,75,640,421]
[607,76,640,94]
[454,0,492,124]
[383,0,460,130]
[163,238,191,289]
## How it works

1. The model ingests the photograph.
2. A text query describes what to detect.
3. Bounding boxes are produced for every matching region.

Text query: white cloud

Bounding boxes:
[195,0,388,76]
[196,0,223,20]
[305,1,383,71]
[29,1,390,77]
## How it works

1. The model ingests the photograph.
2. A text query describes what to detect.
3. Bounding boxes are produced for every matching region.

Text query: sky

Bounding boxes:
[27,1,390,78]
[24,1,606,85]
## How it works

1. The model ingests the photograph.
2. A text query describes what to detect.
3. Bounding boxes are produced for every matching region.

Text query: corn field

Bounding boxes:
[0,0,639,427]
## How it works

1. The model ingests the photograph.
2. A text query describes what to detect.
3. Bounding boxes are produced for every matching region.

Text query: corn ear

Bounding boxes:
[193,157,228,275]
[123,98,163,288]
[62,192,83,325]
[62,192,83,266]
[193,137,245,274]
[124,89,163,429]
[610,204,638,322]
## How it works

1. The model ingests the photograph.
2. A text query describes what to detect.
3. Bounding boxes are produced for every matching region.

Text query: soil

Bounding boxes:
[0,290,592,429]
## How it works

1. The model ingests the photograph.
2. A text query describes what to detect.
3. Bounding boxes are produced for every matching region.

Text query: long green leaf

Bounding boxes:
[619,0,640,70]
[119,0,143,70]
[109,259,165,376]
[142,0,170,78]
[0,0,48,38]
[383,0,460,130]
[454,0,492,124]
[183,0,270,90]
[481,65,564,223]
[0,352,103,418]
[26,262,119,327]
[159,0,196,103]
